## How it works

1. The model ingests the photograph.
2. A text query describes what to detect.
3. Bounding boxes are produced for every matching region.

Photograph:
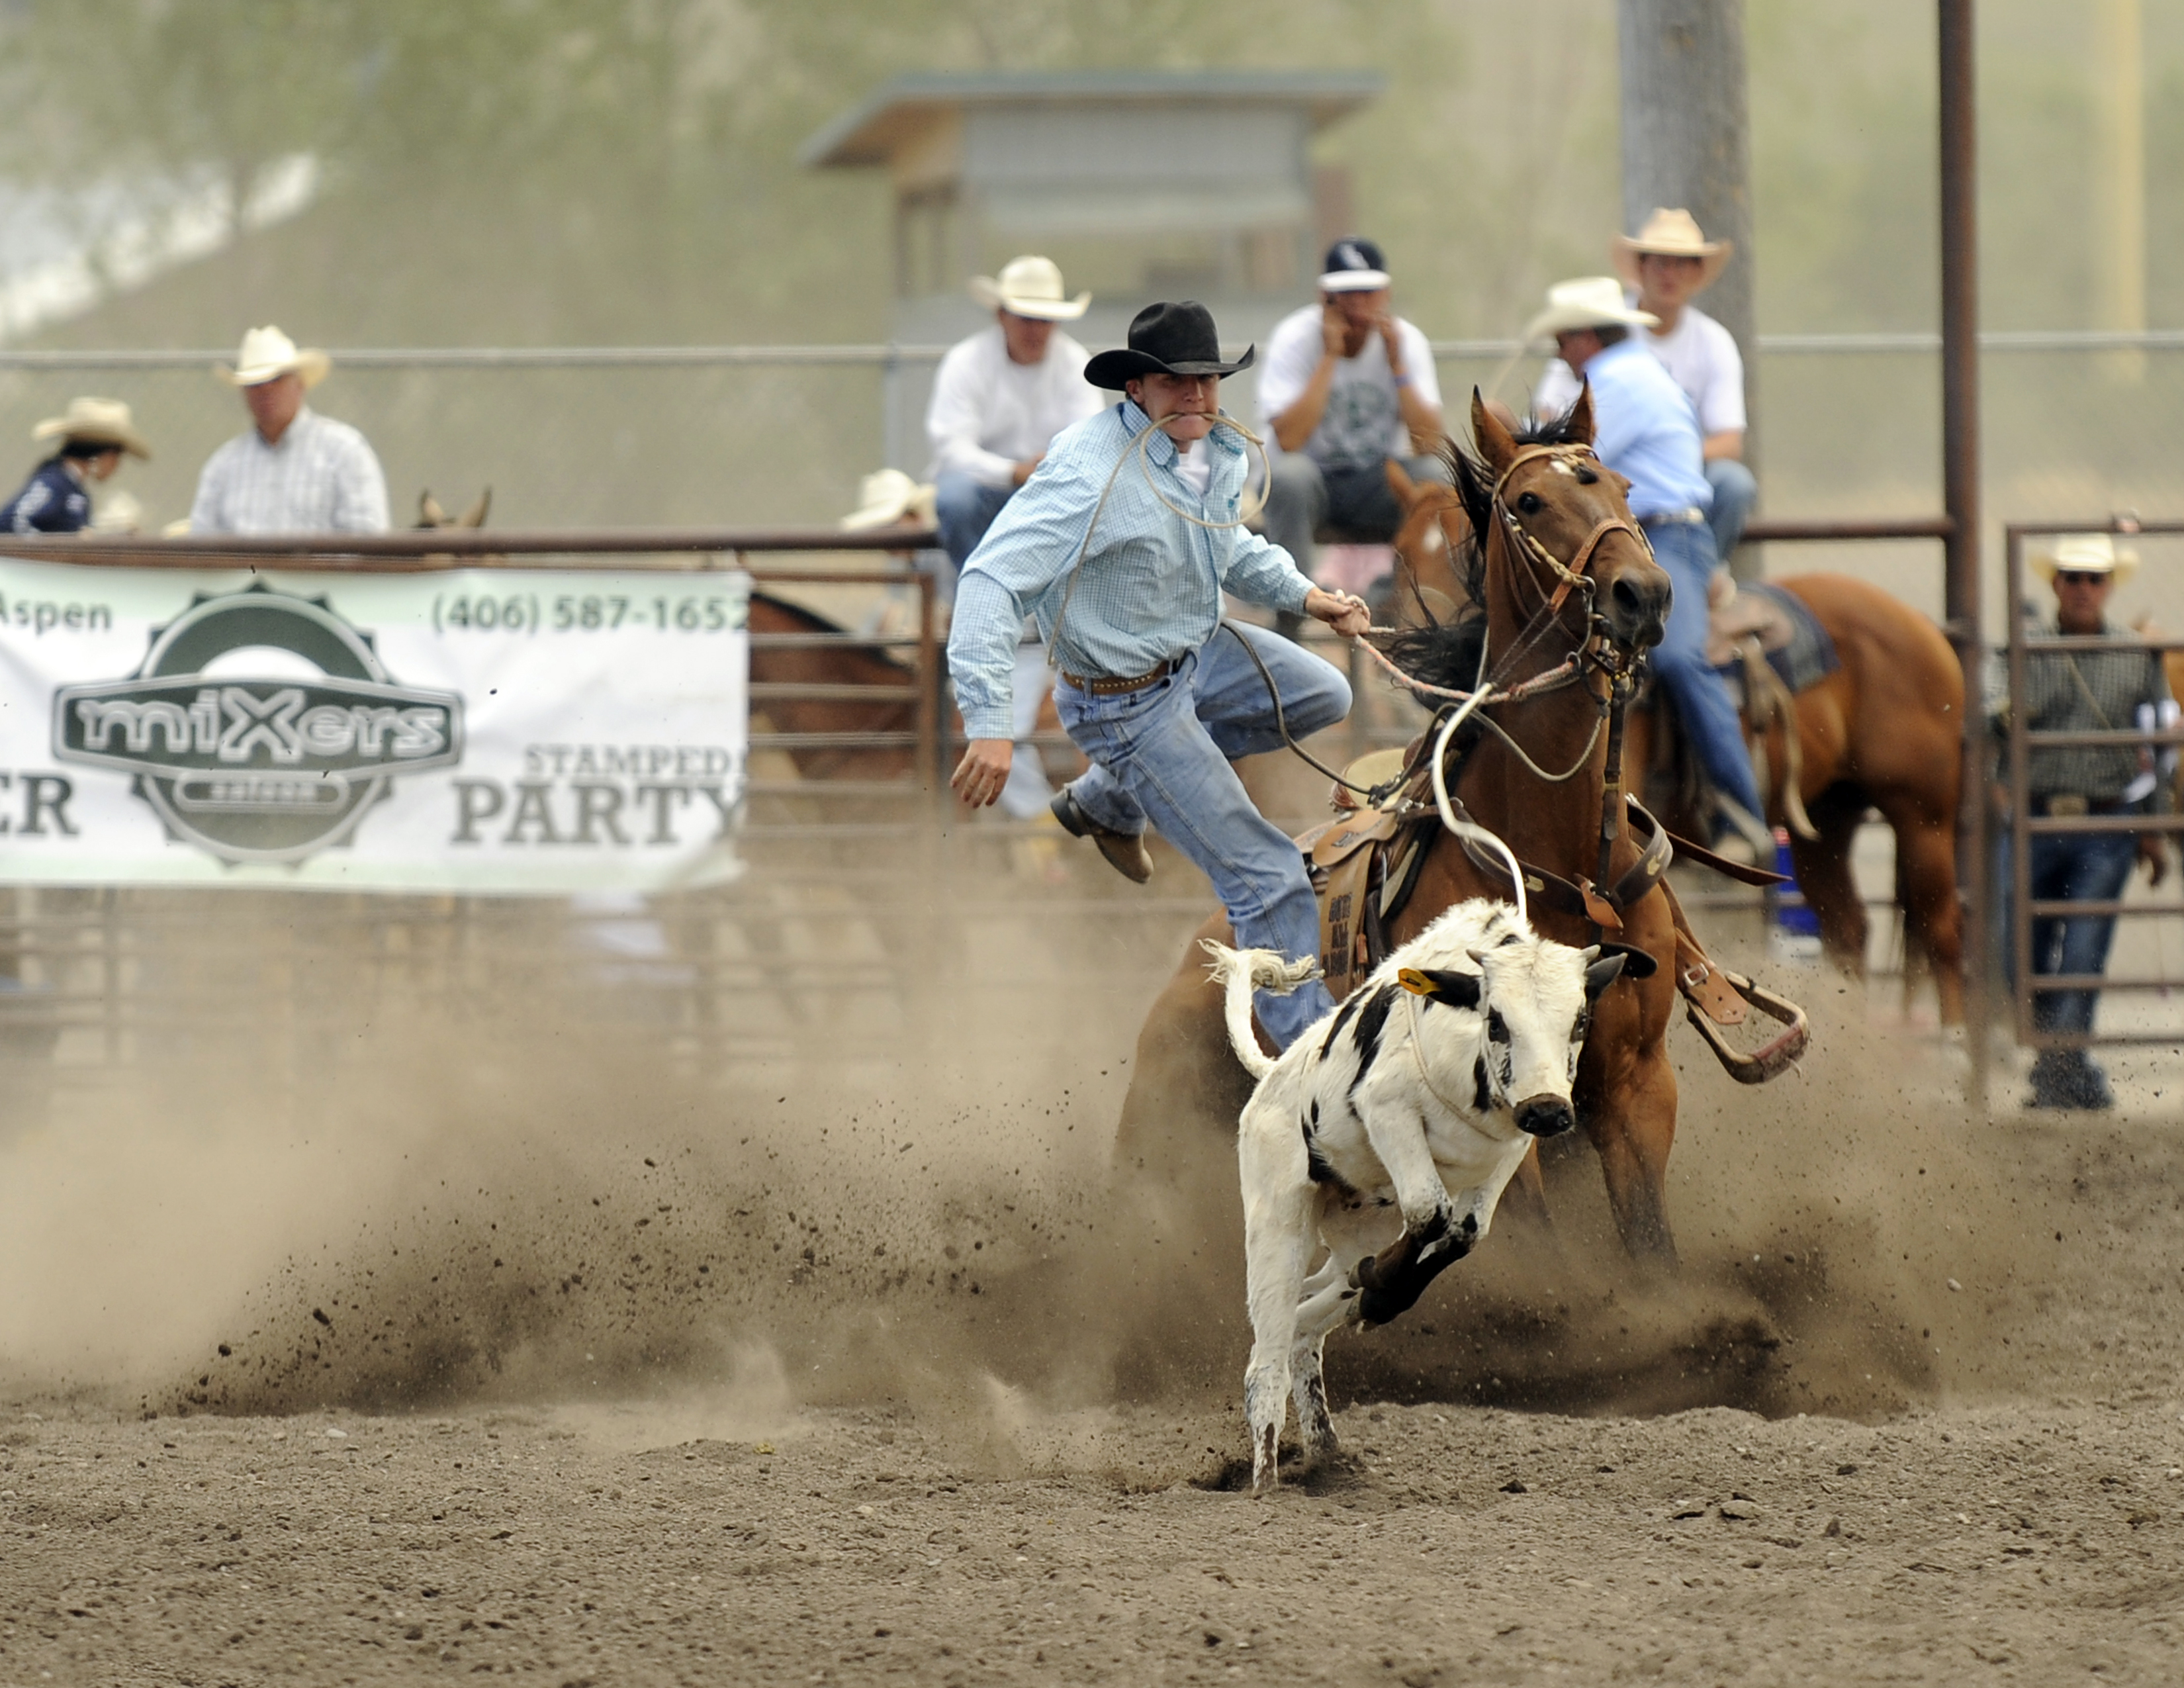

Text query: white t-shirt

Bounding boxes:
[925,326,1103,489]
[1173,440,1212,498]
[1257,305,1443,470]
[1533,303,1747,436]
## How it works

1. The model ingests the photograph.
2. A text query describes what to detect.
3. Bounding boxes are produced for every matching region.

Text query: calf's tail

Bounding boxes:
[1199,939,1316,1082]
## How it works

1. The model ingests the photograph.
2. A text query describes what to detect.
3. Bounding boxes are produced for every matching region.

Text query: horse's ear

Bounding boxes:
[1564,380,1597,446]
[1386,457,1416,506]
[460,487,492,529]
[418,491,446,528]
[1471,388,1517,477]
[1584,951,1629,1000]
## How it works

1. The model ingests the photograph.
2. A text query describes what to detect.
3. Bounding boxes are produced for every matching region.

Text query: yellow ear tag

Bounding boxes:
[1397,968,1436,998]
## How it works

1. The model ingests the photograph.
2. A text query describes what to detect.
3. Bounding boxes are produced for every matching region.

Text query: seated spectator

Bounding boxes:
[1257,238,1447,620]
[189,326,388,534]
[1,398,149,533]
[1535,209,1754,561]
[926,256,1102,575]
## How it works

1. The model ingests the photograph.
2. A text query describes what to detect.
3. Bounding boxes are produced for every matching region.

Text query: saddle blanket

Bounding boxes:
[1707,580,1839,696]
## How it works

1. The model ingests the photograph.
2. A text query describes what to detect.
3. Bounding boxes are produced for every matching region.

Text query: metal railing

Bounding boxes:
[0,526,950,812]
[2001,519,2184,1051]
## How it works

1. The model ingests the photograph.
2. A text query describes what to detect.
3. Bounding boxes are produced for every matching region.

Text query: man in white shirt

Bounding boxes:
[189,326,388,536]
[1533,209,1754,561]
[926,256,1103,575]
[925,257,1103,822]
[1257,238,1446,619]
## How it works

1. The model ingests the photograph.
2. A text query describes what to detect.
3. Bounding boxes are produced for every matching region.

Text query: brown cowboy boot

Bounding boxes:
[1050,788,1153,884]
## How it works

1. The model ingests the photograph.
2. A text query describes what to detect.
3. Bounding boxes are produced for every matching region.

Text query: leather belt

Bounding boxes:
[1063,657,1176,695]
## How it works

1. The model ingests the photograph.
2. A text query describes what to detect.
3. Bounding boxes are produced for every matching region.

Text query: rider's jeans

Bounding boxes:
[1055,622,1351,1051]
[1645,516,1766,825]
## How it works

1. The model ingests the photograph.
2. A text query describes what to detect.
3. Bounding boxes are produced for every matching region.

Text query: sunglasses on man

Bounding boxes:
[2054,569,2111,586]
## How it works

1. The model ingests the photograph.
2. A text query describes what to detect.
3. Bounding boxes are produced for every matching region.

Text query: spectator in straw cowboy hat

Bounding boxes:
[189,326,388,535]
[1537,209,1755,563]
[1527,275,1768,854]
[927,256,1103,576]
[1993,533,2176,1110]
[0,397,150,534]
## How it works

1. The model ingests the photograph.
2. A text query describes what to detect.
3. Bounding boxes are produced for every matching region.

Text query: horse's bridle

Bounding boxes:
[1461,441,1662,899]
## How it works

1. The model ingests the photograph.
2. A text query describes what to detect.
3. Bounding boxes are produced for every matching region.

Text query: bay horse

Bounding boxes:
[1116,389,1692,1264]
[746,591,925,783]
[1387,464,1967,1023]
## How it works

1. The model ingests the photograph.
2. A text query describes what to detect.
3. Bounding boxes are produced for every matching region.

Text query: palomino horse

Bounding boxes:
[1387,463,1968,1022]
[1117,389,1693,1264]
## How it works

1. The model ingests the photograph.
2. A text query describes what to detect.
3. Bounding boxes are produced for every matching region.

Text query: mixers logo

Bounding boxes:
[52,583,463,864]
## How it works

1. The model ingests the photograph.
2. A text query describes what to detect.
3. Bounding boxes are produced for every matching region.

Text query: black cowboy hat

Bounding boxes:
[1083,301,1255,390]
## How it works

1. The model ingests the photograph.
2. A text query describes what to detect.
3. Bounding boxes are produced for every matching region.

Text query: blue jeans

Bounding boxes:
[936,472,1015,569]
[1706,458,1758,560]
[1646,518,1766,824]
[1997,823,2140,1037]
[1055,622,1351,1051]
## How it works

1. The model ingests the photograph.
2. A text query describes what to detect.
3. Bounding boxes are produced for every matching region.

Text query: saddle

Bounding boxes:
[1296,744,1806,1084]
[1704,577,1840,698]
[1656,576,1843,843]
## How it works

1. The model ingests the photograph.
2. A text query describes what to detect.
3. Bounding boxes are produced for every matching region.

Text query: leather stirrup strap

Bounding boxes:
[1439,791,1625,933]
[1623,796,1790,888]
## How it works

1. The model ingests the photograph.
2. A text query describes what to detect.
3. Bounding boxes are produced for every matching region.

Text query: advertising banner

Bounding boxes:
[0,558,748,893]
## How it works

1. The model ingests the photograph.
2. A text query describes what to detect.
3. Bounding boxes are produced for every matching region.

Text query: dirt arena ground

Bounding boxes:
[2,872,2181,1685]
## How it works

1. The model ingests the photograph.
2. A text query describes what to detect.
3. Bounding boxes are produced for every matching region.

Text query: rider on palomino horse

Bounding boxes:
[1525,277,1770,857]
[947,301,1373,1051]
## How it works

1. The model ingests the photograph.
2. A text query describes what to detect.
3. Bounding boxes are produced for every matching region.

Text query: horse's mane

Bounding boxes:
[1431,404,1592,625]
[1371,616,1488,698]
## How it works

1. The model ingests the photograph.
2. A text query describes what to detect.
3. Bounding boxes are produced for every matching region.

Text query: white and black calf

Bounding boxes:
[1203,899,1633,1491]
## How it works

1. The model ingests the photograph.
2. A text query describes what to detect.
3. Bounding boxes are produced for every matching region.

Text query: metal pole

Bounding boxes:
[916,571,940,800]
[1940,0,1987,1111]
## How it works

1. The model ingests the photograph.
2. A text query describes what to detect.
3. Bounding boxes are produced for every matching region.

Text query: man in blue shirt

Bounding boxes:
[948,301,1373,1050]
[1526,276,1766,845]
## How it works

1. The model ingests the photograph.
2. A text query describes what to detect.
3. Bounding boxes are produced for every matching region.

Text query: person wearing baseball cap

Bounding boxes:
[1526,275,1767,854]
[0,398,150,534]
[188,325,388,534]
[946,300,1371,1052]
[1537,209,1754,561]
[1256,238,1447,620]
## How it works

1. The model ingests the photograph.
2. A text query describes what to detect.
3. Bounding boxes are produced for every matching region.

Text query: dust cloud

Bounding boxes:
[0,880,2030,1468]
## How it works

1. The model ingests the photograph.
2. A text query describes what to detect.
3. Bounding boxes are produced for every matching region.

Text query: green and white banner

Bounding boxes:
[0,559,748,892]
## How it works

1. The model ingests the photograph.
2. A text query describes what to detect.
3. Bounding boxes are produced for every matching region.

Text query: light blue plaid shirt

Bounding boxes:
[948,399,1314,740]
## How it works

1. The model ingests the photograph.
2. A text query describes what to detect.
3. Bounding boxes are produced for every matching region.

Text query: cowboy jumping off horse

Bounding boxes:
[948,301,1374,1052]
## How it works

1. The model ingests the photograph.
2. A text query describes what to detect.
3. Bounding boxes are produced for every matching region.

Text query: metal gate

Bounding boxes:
[2001,520,2184,1054]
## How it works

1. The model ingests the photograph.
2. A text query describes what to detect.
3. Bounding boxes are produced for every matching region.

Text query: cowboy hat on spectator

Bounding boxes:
[969,255,1091,322]
[1612,208,1733,291]
[1522,277,1661,344]
[841,467,937,532]
[2031,532,2140,584]
[216,325,331,389]
[32,397,150,458]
